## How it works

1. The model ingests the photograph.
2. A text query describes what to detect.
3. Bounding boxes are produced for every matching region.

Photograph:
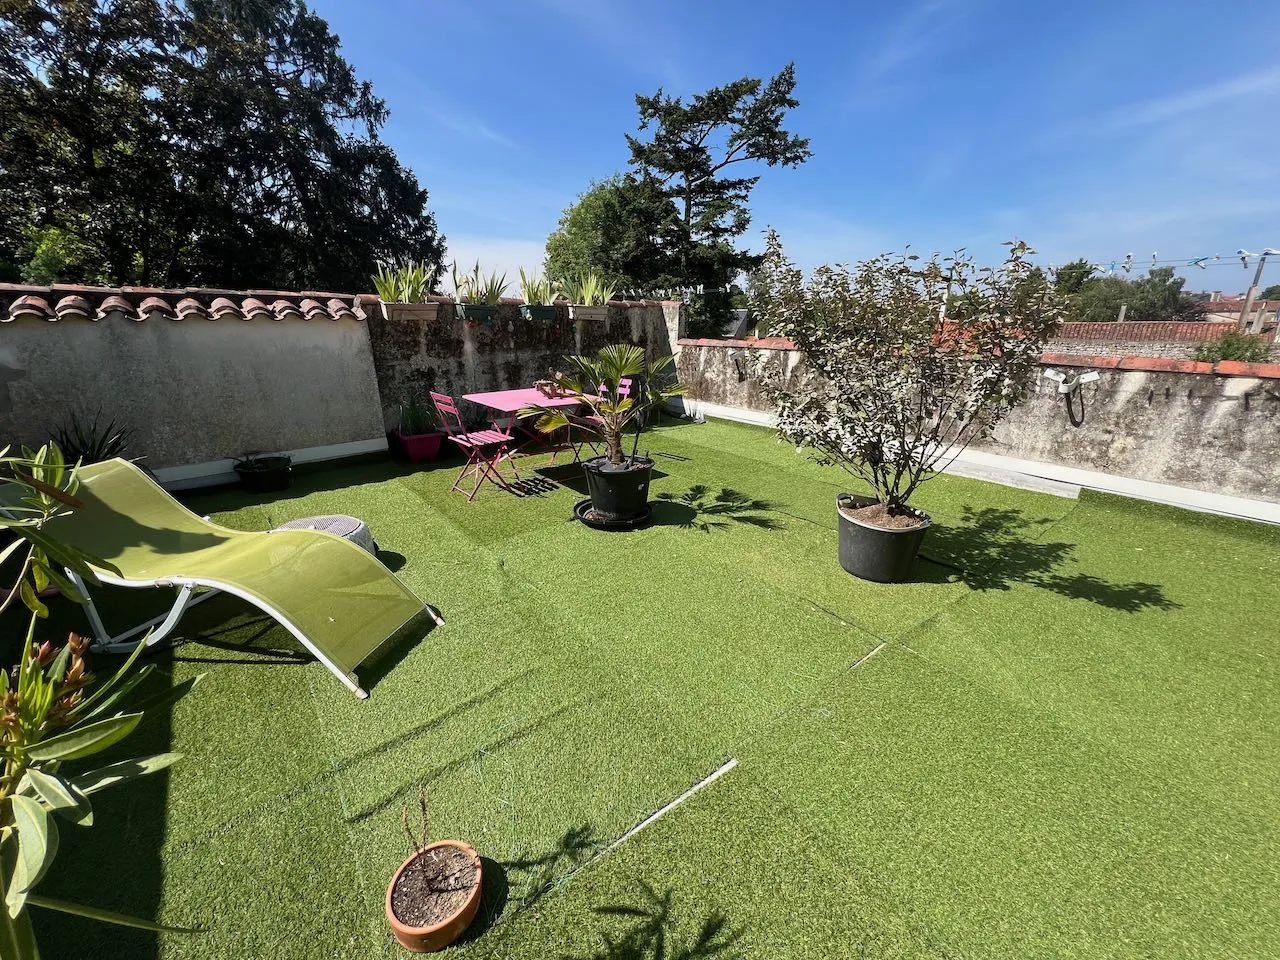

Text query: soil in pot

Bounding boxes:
[838,500,927,530]
[388,842,482,952]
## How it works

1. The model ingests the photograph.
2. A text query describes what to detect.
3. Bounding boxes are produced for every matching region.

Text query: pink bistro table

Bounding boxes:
[461,387,582,460]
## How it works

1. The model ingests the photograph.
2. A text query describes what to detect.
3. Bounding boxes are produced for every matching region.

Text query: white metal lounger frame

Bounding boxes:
[64,569,373,699]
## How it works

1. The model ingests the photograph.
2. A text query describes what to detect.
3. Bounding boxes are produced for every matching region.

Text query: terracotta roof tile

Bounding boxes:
[54,295,94,321]
[138,296,175,319]
[241,297,272,320]
[209,296,242,320]
[175,297,210,321]
[0,283,367,323]
[327,297,357,320]
[96,295,134,319]
[6,295,54,322]
[299,298,328,320]
[271,299,303,321]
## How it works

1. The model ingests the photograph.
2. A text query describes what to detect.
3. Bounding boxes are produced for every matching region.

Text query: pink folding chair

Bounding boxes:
[572,378,632,464]
[430,392,521,500]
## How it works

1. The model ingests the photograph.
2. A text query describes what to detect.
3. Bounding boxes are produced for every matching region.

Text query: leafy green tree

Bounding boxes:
[0,0,444,291]
[1053,258,1095,296]
[544,174,679,290]
[1259,283,1280,300]
[626,64,811,332]
[1069,267,1198,322]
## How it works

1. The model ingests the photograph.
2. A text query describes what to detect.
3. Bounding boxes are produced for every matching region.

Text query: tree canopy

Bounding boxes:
[544,65,810,333]
[1065,267,1198,322]
[1259,283,1280,300]
[544,174,679,290]
[0,0,443,291]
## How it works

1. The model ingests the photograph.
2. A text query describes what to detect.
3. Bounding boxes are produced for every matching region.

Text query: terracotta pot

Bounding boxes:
[385,841,482,953]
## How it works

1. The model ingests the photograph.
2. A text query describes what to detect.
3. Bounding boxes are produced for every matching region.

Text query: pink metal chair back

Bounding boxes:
[598,377,632,398]
[430,391,465,436]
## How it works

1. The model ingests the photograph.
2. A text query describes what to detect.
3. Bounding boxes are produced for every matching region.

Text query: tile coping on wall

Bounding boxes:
[677,338,1280,381]
[0,283,679,323]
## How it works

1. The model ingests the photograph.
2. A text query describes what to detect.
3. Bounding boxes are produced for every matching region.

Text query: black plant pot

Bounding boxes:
[235,457,293,494]
[582,456,653,521]
[836,493,931,583]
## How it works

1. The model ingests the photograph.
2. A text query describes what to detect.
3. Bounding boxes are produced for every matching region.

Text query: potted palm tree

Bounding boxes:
[561,271,615,323]
[518,268,560,321]
[393,395,445,464]
[452,261,509,324]
[525,344,684,526]
[372,261,438,323]
[751,230,1065,582]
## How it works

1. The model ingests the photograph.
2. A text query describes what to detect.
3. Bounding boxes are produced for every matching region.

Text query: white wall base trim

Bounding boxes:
[152,437,390,491]
[686,401,1280,525]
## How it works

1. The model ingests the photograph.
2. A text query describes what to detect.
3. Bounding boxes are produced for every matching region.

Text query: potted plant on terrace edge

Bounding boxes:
[393,394,445,464]
[525,344,684,525]
[560,271,616,323]
[751,230,1064,583]
[234,451,293,493]
[518,268,560,321]
[386,786,482,953]
[452,261,509,325]
[372,260,439,324]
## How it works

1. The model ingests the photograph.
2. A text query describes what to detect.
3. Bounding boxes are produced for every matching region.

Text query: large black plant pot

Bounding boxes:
[582,456,654,522]
[235,457,293,494]
[836,493,932,583]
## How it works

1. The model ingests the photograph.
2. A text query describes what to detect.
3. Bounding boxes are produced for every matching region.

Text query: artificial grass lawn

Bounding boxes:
[19,419,1280,959]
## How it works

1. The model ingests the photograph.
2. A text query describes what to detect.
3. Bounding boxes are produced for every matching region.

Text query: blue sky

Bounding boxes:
[320,0,1280,292]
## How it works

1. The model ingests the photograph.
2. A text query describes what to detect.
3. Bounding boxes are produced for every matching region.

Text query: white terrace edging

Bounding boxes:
[151,437,389,491]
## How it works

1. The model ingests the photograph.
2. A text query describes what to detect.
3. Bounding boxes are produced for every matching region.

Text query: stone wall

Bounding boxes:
[673,337,1280,505]
[362,296,682,428]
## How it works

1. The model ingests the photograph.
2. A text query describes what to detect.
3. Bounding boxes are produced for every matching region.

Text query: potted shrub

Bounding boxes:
[518,267,560,321]
[234,451,293,493]
[393,395,445,463]
[525,344,684,525]
[372,261,439,323]
[452,261,509,324]
[386,787,482,953]
[752,230,1064,583]
[561,271,616,323]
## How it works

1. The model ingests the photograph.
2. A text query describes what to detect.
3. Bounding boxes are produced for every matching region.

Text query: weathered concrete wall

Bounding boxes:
[978,367,1280,502]
[673,339,1280,504]
[363,297,682,427]
[0,311,385,470]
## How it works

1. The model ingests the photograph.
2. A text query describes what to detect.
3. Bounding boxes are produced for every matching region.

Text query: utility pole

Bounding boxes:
[1237,248,1278,332]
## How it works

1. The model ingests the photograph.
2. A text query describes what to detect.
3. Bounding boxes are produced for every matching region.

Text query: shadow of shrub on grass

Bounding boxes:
[576,882,741,959]
[654,486,781,533]
[925,506,1178,613]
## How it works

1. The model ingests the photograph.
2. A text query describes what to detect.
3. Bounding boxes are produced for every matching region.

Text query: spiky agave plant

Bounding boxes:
[518,268,559,306]
[523,345,684,465]
[560,272,616,307]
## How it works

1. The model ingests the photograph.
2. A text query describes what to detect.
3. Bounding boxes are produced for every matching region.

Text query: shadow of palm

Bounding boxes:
[574,883,741,959]
[655,485,781,533]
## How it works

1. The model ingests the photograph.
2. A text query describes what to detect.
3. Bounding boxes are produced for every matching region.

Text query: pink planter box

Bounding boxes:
[394,430,444,463]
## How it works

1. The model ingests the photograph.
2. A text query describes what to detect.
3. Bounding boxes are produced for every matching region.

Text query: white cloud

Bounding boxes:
[1099,65,1280,131]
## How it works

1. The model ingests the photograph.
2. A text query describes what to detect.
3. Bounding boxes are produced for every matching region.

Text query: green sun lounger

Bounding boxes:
[41,458,429,698]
